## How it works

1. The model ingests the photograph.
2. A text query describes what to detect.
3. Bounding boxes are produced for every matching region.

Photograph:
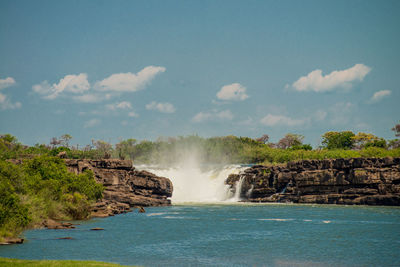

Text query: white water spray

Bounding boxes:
[138,157,248,203]
[232,176,245,201]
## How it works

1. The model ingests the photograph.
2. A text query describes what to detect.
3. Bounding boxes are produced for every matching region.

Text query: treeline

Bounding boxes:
[1,123,399,165]
[0,151,103,240]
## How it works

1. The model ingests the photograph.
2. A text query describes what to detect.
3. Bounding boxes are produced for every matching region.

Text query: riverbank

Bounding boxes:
[0,257,129,266]
[0,157,173,243]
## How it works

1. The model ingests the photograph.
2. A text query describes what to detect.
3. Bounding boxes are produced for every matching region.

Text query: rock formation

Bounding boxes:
[226,157,400,206]
[65,159,173,217]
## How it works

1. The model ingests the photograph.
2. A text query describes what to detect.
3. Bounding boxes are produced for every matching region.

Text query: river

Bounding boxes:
[1,164,399,266]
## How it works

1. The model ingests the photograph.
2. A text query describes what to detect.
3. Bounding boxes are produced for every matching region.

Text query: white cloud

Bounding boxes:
[0,77,21,110]
[146,101,175,113]
[292,64,371,92]
[72,93,111,103]
[192,109,234,123]
[128,111,139,118]
[260,114,306,126]
[84,118,100,128]
[95,66,166,92]
[0,92,22,110]
[106,101,132,110]
[33,73,90,99]
[216,83,249,101]
[0,77,16,90]
[370,90,391,102]
[32,66,166,102]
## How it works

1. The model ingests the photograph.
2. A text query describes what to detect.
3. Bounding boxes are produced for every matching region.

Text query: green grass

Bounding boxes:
[0,257,133,266]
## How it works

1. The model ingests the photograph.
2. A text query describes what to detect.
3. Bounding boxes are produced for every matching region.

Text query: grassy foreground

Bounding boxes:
[0,257,131,266]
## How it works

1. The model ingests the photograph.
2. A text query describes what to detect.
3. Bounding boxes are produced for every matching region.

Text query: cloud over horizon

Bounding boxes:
[84,118,101,128]
[216,83,249,101]
[106,101,132,110]
[291,64,371,92]
[370,90,391,102]
[260,114,306,127]
[0,77,21,110]
[192,109,234,123]
[95,66,166,92]
[32,66,166,102]
[0,77,16,90]
[146,101,176,113]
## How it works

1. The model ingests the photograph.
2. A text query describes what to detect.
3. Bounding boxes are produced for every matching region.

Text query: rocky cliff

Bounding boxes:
[226,157,400,206]
[65,159,173,216]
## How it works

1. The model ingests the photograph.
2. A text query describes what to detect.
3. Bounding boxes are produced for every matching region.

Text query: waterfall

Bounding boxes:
[232,176,245,201]
[138,163,248,203]
[280,182,290,194]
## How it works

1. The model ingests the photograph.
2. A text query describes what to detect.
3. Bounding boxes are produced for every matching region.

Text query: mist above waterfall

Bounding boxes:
[138,148,248,203]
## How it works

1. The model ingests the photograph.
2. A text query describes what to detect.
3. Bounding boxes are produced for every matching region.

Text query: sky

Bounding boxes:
[1,0,399,147]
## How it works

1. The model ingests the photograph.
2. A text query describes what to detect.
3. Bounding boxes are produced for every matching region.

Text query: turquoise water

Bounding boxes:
[1,204,399,266]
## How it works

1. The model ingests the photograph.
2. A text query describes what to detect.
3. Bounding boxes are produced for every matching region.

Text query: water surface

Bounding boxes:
[1,204,399,266]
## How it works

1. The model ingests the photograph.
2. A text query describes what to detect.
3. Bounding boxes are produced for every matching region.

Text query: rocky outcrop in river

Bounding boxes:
[226,157,400,206]
[65,159,173,217]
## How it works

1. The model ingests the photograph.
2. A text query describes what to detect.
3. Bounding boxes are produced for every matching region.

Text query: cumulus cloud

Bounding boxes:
[216,83,249,101]
[72,93,111,103]
[192,109,234,123]
[95,66,166,92]
[260,114,306,126]
[146,101,175,113]
[84,118,100,128]
[33,73,90,99]
[128,111,139,118]
[0,77,16,90]
[106,101,132,110]
[291,64,371,92]
[0,77,21,110]
[0,92,22,110]
[32,66,166,102]
[370,90,391,102]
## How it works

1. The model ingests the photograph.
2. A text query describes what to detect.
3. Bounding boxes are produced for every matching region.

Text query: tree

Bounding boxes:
[256,134,269,144]
[352,132,381,149]
[115,139,137,160]
[277,133,304,149]
[50,137,61,148]
[392,123,400,137]
[60,134,72,148]
[389,122,400,149]
[92,140,112,159]
[321,131,355,149]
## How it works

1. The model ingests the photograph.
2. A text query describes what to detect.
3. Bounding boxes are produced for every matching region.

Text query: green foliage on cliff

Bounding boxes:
[0,153,103,240]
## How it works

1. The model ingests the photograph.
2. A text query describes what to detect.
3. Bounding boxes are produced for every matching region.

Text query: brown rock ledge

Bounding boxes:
[65,159,173,217]
[226,157,400,206]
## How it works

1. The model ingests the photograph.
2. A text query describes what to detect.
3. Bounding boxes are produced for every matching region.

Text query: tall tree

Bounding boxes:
[321,131,355,149]
[256,134,270,144]
[277,133,304,149]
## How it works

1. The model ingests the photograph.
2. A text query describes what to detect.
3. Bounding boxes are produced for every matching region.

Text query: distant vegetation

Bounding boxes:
[1,122,400,165]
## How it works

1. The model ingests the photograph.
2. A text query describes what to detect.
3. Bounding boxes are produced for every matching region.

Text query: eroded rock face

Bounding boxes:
[65,159,173,217]
[226,157,400,206]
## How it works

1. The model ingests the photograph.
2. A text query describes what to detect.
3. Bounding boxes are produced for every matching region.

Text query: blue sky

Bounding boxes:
[1,0,399,147]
